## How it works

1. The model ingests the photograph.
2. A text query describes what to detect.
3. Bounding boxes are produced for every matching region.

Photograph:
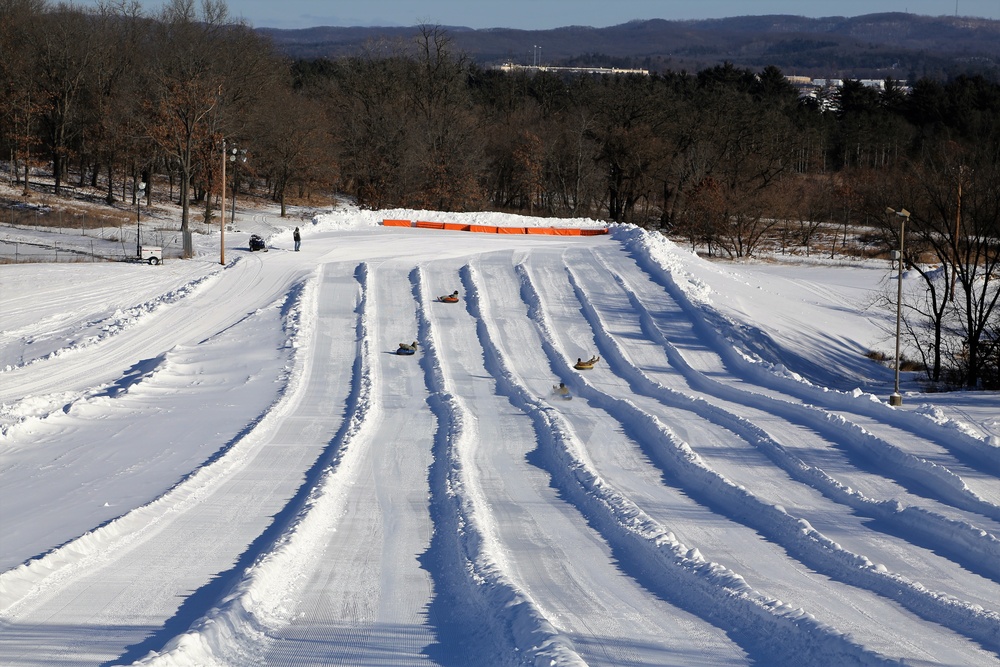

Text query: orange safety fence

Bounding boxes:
[382,220,607,236]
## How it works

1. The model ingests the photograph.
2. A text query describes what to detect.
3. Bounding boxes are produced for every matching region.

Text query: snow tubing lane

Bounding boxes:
[411,266,588,667]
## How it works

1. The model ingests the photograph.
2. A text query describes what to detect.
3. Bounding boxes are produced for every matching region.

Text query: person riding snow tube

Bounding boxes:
[574,355,600,370]
[397,341,418,355]
[552,382,573,400]
[438,290,460,303]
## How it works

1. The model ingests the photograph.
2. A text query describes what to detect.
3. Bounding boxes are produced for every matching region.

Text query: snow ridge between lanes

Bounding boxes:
[465,263,898,666]
[610,226,1000,471]
[554,264,1000,652]
[0,274,312,622]
[412,266,588,667]
[125,263,375,666]
[0,268,223,438]
[0,268,221,374]
[582,261,1000,582]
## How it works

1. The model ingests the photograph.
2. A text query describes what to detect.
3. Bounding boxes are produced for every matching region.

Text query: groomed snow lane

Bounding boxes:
[422,257,746,667]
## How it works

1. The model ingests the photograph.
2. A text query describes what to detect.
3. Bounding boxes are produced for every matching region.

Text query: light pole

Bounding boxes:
[230,146,247,226]
[136,180,146,258]
[885,207,909,406]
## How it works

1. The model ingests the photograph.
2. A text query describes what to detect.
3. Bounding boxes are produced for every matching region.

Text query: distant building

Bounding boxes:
[786,75,910,110]
[496,63,650,76]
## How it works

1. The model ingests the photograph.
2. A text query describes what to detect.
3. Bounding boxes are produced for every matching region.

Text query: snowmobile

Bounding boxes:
[249,234,267,252]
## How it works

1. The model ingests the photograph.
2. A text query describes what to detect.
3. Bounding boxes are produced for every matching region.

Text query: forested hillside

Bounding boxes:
[261,13,1000,81]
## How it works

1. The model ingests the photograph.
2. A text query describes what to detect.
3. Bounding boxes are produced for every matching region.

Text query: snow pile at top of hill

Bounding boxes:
[310,204,608,231]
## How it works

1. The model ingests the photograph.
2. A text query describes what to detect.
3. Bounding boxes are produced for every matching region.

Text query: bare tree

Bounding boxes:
[402,25,483,211]
[30,4,99,194]
[251,84,335,216]
[143,0,276,257]
[0,0,46,193]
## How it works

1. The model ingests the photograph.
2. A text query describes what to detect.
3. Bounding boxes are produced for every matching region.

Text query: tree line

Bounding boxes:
[1,0,997,388]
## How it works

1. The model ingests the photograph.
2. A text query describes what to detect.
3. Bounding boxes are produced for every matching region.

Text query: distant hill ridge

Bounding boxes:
[259,13,1000,80]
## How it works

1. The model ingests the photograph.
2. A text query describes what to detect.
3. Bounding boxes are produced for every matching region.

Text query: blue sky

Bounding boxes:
[76,0,1000,29]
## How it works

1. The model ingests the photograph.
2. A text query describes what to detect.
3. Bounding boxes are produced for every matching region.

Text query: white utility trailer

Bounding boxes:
[140,246,162,265]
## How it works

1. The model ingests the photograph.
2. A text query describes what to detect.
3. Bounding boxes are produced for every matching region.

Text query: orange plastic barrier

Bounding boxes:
[383,219,607,236]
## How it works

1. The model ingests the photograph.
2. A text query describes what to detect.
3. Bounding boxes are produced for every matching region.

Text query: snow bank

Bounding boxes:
[307,203,606,235]
[581,266,1000,580]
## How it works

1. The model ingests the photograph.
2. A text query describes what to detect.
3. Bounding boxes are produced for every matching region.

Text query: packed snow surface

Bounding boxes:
[1,204,999,667]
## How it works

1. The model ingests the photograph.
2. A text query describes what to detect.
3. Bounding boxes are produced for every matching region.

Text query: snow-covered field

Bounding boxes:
[1,203,998,667]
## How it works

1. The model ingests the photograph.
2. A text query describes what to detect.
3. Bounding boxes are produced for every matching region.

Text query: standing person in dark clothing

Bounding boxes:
[293,227,301,251]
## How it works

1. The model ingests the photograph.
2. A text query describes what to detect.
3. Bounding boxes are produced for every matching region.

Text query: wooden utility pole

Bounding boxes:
[220,140,226,265]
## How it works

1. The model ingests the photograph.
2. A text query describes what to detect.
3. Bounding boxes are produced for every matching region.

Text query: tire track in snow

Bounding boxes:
[464,263,898,666]
[519,262,1000,657]
[573,257,1000,585]
[411,265,587,667]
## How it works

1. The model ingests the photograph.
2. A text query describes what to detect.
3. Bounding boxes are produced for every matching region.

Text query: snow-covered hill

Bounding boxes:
[1,204,998,666]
